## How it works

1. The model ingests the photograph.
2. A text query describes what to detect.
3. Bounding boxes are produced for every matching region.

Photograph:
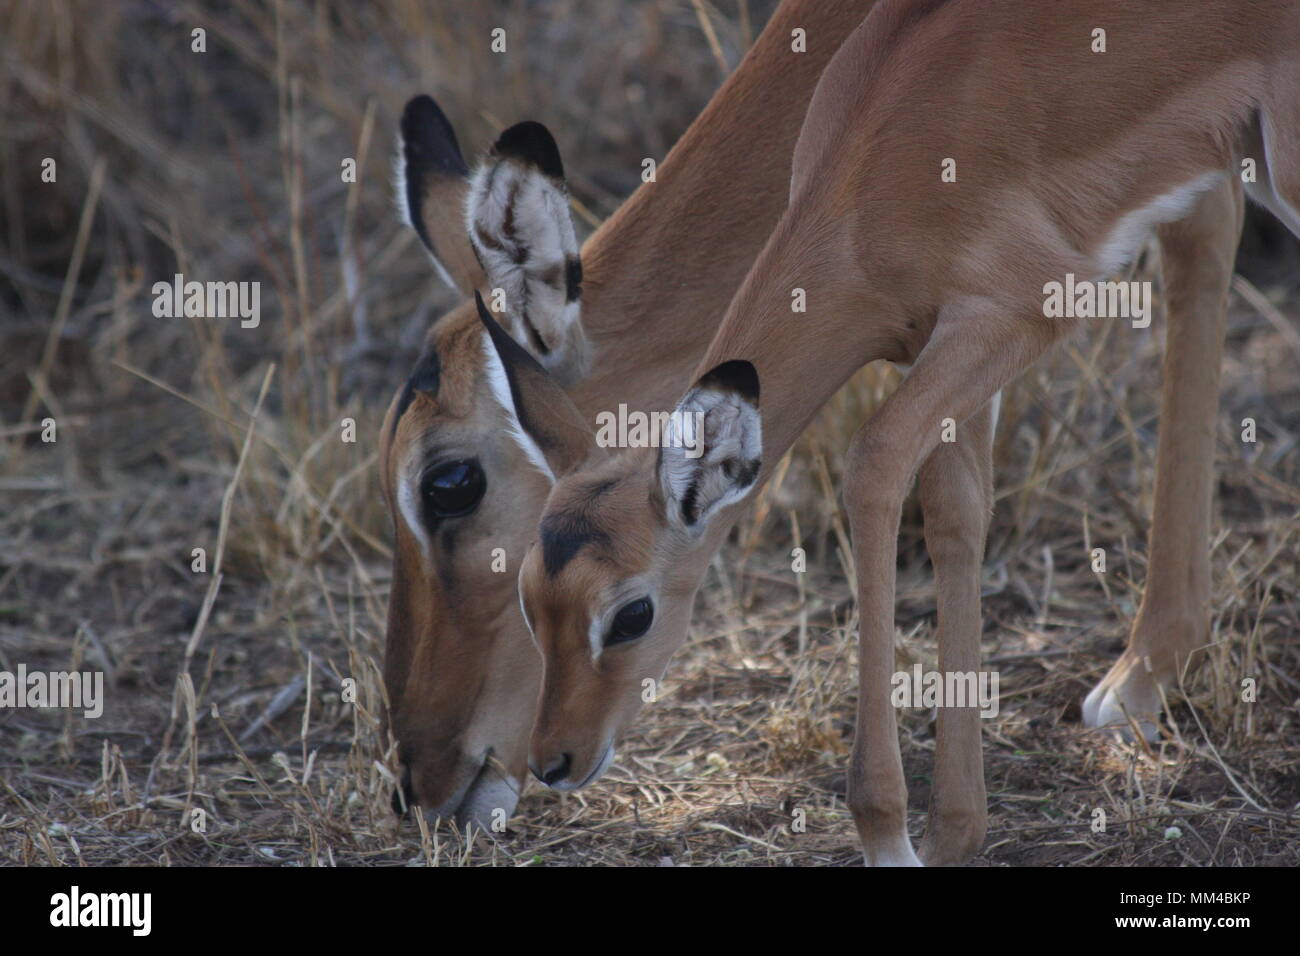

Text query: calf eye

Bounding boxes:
[606,597,653,646]
[421,459,486,517]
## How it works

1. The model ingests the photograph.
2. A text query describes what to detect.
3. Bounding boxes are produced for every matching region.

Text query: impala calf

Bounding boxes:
[378,0,875,830]
[508,0,1299,864]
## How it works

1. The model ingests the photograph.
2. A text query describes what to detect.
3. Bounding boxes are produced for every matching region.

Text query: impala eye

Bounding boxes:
[421,459,486,518]
[606,597,653,646]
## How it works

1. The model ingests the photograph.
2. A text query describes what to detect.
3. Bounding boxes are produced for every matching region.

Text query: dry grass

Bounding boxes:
[1,0,1297,867]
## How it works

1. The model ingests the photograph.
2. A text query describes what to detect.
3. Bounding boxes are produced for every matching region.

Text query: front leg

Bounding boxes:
[842,301,1062,867]
[843,426,920,866]
[915,397,995,865]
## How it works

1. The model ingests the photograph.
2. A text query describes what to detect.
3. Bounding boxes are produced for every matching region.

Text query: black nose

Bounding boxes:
[538,753,571,786]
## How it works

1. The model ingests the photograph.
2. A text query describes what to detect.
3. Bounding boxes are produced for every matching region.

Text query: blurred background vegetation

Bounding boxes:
[0,1,1296,865]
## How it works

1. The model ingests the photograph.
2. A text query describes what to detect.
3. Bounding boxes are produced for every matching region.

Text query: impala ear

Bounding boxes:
[658,360,762,533]
[476,291,592,481]
[467,121,590,385]
[397,95,486,295]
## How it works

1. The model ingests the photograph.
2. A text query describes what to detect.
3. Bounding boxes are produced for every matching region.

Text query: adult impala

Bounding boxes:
[379,0,875,830]
[504,0,1299,864]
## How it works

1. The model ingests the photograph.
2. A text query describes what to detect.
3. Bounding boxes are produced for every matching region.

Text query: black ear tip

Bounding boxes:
[401,94,448,136]
[700,359,760,404]
[402,93,438,120]
[401,94,468,176]
[493,120,565,180]
[473,289,492,323]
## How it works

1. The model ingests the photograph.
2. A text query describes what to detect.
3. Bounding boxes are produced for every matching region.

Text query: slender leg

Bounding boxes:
[1082,180,1244,740]
[843,303,1061,866]
[915,398,995,865]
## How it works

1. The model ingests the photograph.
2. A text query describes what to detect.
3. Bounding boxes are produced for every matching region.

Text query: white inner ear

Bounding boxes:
[660,387,762,530]
[479,332,556,484]
[466,159,580,363]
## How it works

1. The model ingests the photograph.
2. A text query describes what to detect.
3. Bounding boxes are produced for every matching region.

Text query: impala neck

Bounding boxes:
[569,0,872,415]
[699,207,908,478]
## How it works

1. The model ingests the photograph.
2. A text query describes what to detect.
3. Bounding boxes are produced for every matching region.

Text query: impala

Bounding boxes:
[378,0,875,830]
[505,0,1300,864]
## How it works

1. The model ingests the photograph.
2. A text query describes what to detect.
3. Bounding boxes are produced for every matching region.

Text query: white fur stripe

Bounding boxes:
[1094,172,1224,275]
[518,584,539,646]
[480,332,556,484]
[396,467,432,563]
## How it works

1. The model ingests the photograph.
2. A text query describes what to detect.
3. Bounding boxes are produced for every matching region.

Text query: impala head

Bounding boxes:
[380,94,591,829]
[499,353,764,791]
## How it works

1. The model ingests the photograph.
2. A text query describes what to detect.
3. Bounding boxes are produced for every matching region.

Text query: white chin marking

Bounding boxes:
[442,771,521,835]
[586,742,616,786]
[863,836,924,867]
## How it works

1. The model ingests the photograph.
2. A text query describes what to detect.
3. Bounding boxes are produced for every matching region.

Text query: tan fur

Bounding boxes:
[521,0,1300,864]
[408,164,485,297]
[379,0,877,824]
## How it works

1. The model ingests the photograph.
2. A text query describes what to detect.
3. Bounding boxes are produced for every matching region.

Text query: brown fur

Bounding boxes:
[379,0,878,824]
[521,0,1300,864]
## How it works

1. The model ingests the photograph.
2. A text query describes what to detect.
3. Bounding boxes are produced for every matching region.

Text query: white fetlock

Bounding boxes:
[1083,650,1163,742]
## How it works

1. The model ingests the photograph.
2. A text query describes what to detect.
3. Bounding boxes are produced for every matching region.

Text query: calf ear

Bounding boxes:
[657,361,763,533]
[475,292,593,481]
[467,121,590,385]
[397,94,486,295]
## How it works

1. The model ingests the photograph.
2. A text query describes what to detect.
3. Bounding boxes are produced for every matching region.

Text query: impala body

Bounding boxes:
[501,0,1300,864]
[378,0,875,829]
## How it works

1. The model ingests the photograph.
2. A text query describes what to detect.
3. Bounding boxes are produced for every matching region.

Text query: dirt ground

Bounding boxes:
[1,1,1297,866]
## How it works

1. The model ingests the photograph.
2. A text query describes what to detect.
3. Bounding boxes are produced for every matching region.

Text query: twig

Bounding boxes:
[183,364,276,666]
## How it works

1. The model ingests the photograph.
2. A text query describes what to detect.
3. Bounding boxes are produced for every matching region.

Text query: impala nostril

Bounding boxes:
[538,753,571,786]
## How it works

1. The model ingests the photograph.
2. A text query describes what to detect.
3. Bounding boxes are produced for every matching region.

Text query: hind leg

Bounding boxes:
[1083,179,1244,739]
[1241,102,1300,236]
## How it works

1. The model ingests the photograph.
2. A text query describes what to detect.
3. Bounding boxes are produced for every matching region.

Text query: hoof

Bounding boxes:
[1082,648,1165,742]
